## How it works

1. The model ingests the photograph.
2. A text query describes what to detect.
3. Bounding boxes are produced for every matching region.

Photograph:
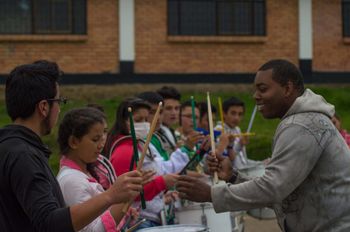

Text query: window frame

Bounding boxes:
[167,0,266,36]
[0,0,86,35]
[342,0,350,37]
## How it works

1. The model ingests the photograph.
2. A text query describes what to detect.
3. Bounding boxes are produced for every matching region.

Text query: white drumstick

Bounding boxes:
[207,92,219,184]
[247,105,257,133]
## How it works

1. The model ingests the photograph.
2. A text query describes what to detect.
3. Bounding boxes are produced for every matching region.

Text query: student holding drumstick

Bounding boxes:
[215,97,259,169]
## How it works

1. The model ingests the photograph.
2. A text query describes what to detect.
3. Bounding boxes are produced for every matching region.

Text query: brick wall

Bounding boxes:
[313,0,350,72]
[135,0,299,74]
[4,0,345,76]
[0,0,119,74]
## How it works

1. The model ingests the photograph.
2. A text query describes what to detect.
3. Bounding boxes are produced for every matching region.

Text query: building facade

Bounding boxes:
[0,0,349,83]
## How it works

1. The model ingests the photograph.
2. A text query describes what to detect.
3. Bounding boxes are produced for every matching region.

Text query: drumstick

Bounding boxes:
[228,132,256,139]
[247,105,257,133]
[128,107,146,209]
[137,102,162,169]
[218,97,225,133]
[126,218,146,232]
[207,92,219,184]
[190,96,197,130]
[122,102,163,213]
[179,143,208,175]
[191,96,199,151]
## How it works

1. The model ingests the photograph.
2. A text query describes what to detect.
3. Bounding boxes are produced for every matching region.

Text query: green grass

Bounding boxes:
[0,84,349,174]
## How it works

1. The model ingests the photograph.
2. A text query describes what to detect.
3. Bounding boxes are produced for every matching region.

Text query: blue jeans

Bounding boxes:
[134,219,161,231]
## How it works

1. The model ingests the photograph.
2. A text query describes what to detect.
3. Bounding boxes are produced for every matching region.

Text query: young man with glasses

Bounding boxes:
[175,100,205,152]
[0,61,144,232]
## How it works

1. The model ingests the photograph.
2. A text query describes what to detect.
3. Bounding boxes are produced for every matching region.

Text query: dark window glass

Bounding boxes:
[343,0,350,37]
[0,0,86,34]
[168,0,266,36]
[180,1,216,35]
[0,0,32,34]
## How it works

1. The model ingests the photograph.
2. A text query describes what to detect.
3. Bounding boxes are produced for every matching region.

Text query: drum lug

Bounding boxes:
[200,204,208,227]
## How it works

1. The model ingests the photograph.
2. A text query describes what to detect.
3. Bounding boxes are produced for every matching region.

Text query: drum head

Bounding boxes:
[137,224,208,232]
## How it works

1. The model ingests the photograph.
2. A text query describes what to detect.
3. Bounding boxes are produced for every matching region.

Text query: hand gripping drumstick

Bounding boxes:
[207,92,219,184]
[122,102,163,213]
[128,107,146,209]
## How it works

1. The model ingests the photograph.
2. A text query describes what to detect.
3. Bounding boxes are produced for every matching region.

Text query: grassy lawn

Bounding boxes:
[0,84,349,175]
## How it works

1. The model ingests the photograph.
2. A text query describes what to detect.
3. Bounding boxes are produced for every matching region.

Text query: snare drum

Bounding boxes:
[176,201,244,232]
[137,224,208,232]
[239,163,276,220]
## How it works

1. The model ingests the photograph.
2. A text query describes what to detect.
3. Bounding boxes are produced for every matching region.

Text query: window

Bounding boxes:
[343,0,350,37]
[168,0,266,36]
[0,0,86,35]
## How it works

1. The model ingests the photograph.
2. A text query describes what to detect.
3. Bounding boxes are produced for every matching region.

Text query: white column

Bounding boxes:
[298,0,312,60]
[119,0,135,62]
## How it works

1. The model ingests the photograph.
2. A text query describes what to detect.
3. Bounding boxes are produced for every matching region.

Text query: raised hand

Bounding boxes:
[106,170,143,204]
[141,169,156,185]
[206,152,233,181]
[163,191,179,204]
[216,133,230,155]
[163,174,179,189]
[185,130,205,149]
[240,135,249,146]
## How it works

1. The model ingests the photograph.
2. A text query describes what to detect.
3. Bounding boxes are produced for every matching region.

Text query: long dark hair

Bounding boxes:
[58,107,106,181]
[103,97,151,156]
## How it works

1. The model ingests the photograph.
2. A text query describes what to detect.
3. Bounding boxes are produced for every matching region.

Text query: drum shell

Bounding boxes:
[176,202,244,232]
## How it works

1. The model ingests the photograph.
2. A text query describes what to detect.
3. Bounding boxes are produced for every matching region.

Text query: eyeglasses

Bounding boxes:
[182,114,199,120]
[46,97,68,105]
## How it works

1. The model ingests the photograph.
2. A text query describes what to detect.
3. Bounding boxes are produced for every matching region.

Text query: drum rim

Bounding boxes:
[137,224,208,231]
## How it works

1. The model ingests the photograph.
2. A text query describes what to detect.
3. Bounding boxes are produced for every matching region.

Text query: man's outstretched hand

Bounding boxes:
[176,175,212,203]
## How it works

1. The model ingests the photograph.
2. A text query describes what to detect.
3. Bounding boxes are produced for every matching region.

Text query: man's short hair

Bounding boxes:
[258,59,305,95]
[156,86,181,101]
[223,97,245,113]
[137,91,163,105]
[6,60,61,121]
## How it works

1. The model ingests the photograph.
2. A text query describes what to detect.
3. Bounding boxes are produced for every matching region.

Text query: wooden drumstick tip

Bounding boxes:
[128,107,132,113]
[158,102,163,107]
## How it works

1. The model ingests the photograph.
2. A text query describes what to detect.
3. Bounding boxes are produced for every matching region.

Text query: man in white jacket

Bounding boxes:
[177,59,350,232]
